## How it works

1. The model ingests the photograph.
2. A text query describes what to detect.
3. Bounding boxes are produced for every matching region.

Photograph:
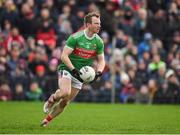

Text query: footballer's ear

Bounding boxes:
[85,22,91,27]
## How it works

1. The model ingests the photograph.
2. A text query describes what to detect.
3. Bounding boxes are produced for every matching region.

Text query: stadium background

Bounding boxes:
[0,0,179,103]
[0,0,180,134]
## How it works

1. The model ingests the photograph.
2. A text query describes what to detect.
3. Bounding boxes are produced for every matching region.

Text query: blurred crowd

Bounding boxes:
[0,0,179,104]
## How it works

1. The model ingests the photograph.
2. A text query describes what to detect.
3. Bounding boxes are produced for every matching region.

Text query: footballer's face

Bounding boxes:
[88,16,101,34]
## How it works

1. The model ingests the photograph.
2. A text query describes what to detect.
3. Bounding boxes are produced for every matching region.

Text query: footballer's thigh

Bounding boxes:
[56,70,72,99]
[67,76,83,101]
[58,70,82,107]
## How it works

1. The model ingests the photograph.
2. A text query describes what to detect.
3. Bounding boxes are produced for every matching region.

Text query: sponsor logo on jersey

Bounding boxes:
[78,42,93,49]
[78,42,84,46]
[73,47,96,59]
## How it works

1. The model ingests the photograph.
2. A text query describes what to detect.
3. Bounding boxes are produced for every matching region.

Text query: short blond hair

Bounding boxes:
[84,11,100,24]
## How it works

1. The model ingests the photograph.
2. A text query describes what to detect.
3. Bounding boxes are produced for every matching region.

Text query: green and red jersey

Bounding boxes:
[58,30,104,72]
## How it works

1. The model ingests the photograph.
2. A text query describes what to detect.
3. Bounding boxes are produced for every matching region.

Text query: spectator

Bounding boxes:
[0,0,19,27]
[119,72,136,103]
[147,9,167,41]
[7,44,21,72]
[124,54,137,71]
[4,27,25,52]
[154,69,180,104]
[98,80,112,102]
[26,0,38,14]
[67,0,78,15]
[167,2,180,38]
[171,51,180,72]
[101,31,112,61]
[18,3,38,39]
[60,20,73,36]
[118,8,136,37]
[101,1,117,37]
[136,85,150,104]
[71,8,85,32]
[87,2,99,13]
[147,0,166,13]
[28,45,47,75]
[44,58,58,99]
[51,47,62,60]
[13,83,25,101]
[114,29,127,49]
[36,8,56,51]
[142,51,151,65]
[54,15,69,47]
[138,33,152,60]
[148,54,166,78]
[26,81,42,101]
[134,59,149,89]
[59,4,72,21]
[0,82,12,101]
[9,61,29,91]
[153,81,168,104]
[22,37,36,59]
[41,0,58,22]
[152,39,164,52]
[125,38,138,61]
[36,19,56,50]
[165,69,180,103]
[148,79,158,103]
[134,8,147,41]
[1,20,12,38]
[157,66,166,86]
[34,65,46,97]
[0,46,9,85]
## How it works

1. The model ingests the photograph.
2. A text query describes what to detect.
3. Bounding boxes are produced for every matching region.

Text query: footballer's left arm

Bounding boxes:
[96,53,105,73]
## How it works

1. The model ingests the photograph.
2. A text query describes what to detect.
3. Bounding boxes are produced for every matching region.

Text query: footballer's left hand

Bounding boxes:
[90,71,102,83]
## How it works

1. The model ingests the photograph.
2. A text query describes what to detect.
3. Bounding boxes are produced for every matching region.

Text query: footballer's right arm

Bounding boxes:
[61,46,75,70]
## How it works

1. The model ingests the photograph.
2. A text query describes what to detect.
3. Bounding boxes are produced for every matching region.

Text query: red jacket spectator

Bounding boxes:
[4,27,25,52]
[36,20,56,47]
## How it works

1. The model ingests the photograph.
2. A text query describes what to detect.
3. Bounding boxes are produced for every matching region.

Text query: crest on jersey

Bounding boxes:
[92,44,97,49]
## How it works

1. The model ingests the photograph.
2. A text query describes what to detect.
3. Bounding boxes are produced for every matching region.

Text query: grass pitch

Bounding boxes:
[0,102,180,134]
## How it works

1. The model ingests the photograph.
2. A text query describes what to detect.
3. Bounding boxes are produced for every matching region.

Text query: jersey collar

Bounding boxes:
[84,29,96,40]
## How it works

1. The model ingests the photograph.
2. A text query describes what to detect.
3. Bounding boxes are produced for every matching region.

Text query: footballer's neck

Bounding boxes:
[85,28,95,38]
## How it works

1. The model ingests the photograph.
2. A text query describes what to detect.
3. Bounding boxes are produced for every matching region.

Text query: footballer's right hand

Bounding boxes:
[71,68,83,83]
[90,71,102,84]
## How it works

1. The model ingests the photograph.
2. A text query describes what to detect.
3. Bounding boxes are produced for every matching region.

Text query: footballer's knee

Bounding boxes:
[54,89,61,99]
[55,89,71,99]
[60,89,71,98]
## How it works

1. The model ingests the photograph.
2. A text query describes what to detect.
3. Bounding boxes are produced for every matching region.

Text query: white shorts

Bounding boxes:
[58,70,83,90]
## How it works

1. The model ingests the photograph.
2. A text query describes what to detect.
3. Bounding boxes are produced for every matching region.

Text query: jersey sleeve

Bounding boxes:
[66,35,76,49]
[96,38,104,55]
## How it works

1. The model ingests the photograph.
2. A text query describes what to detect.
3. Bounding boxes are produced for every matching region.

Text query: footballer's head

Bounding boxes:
[84,11,101,34]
